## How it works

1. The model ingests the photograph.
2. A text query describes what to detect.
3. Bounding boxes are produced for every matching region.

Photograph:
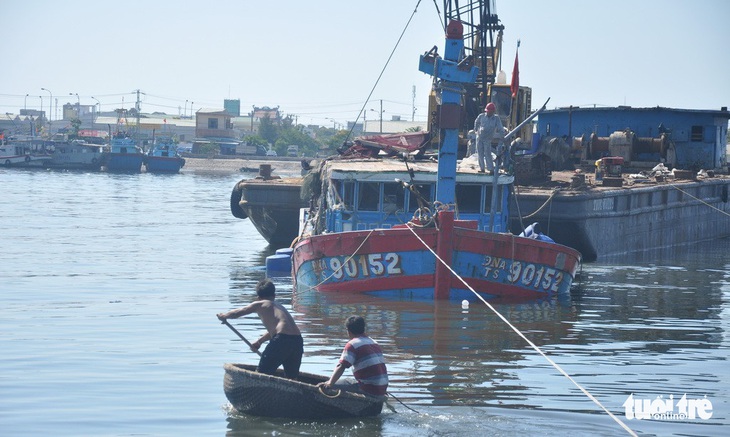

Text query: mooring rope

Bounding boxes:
[403,222,637,437]
[300,229,376,292]
[668,182,730,218]
[519,187,561,220]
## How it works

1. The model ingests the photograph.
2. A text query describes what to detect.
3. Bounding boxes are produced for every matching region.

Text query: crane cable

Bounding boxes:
[344,0,424,144]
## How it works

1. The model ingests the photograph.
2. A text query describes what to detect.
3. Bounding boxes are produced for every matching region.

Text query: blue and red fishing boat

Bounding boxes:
[144,136,185,173]
[104,134,145,173]
[291,20,581,301]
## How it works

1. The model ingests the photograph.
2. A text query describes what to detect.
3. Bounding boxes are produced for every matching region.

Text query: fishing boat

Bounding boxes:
[45,140,104,170]
[291,20,581,301]
[104,134,145,172]
[144,137,185,173]
[0,136,52,167]
[223,363,384,419]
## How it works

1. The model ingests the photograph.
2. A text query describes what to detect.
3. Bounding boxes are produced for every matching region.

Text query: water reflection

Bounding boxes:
[292,290,578,406]
[222,238,730,435]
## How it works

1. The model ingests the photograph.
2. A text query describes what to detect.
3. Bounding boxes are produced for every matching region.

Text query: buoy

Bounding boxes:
[461,299,469,308]
[275,247,294,257]
[266,253,292,277]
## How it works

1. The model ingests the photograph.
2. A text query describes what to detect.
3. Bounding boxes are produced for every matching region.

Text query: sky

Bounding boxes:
[2,0,729,128]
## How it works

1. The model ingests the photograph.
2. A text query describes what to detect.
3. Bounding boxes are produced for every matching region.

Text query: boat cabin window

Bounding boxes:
[455,184,481,213]
[338,180,355,210]
[483,186,501,213]
[358,182,380,211]
[383,182,406,214]
[207,118,219,129]
[407,184,433,212]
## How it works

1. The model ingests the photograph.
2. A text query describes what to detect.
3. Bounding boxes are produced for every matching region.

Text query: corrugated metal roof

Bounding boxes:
[196,108,229,115]
[325,157,511,183]
[95,115,196,127]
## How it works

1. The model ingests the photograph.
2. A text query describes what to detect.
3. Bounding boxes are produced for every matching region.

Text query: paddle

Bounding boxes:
[220,319,262,357]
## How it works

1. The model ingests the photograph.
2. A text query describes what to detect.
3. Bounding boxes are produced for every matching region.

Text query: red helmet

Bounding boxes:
[485,102,496,113]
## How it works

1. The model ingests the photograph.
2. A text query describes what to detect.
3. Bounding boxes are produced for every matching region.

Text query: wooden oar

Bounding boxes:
[220,319,262,357]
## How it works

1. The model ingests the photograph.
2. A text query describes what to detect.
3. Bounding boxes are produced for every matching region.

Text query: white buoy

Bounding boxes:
[461,299,469,308]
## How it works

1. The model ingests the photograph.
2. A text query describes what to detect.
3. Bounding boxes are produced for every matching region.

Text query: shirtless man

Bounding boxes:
[217,278,303,379]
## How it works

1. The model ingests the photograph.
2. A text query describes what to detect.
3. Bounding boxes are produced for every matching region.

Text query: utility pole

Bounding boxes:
[412,85,416,121]
[379,99,383,134]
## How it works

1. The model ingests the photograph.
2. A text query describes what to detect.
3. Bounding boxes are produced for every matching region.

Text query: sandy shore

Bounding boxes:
[181,157,304,176]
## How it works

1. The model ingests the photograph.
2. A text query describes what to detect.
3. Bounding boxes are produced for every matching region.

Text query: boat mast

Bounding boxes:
[419,20,478,206]
[135,89,142,149]
[441,0,504,132]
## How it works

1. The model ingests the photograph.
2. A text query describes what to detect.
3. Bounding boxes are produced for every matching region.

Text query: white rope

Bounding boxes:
[404,221,637,437]
[300,229,376,292]
[669,183,730,218]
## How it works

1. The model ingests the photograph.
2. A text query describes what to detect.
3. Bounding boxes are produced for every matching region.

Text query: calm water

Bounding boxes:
[0,167,728,437]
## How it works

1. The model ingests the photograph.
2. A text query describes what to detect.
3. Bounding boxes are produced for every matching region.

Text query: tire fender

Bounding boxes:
[230,182,248,219]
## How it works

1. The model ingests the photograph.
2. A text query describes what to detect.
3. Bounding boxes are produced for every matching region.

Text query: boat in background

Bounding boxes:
[223,363,384,419]
[144,137,185,173]
[230,164,307,247]
[0,136,52,167]
[104,134,145,172]
[45,140,104,170]
[292,20,581,301]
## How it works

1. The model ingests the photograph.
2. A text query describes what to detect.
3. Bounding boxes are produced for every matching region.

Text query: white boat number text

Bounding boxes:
[483,256,564,292]
[330,253,402,279]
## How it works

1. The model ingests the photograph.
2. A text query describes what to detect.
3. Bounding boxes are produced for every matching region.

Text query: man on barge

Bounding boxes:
[474,102,505,174]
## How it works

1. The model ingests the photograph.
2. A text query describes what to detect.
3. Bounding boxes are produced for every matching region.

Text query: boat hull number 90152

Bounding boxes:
[483,256,564,292]
[329,253,402,279]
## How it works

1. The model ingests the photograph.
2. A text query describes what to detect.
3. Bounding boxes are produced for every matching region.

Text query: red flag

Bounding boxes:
[510,48,519,98]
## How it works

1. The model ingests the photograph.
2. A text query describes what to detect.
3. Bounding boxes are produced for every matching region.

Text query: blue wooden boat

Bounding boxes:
[144,137,185,173]
[104,135,144,173]
[291,20,581,301]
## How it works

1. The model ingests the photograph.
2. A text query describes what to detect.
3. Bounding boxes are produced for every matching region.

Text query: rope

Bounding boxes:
[520,187,561,220]
[387,391,421,414]
[343,0,423,144]
[511,184,526,233]
[402,222,637,437]
[668,182,730,218]
[318,385,342,399]
[300,229,376,292]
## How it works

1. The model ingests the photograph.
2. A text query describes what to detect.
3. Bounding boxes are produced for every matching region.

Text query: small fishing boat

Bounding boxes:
[104,134,145,172]
[144,137,185,173]
[45,140,104,170]
[223,363,385,419]
[0,136,52,167]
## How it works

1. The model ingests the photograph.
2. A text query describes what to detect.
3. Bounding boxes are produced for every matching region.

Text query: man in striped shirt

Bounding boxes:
[319,315,388,397]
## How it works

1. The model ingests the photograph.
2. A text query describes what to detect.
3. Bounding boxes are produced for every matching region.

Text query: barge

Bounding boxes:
[512,171,730,261]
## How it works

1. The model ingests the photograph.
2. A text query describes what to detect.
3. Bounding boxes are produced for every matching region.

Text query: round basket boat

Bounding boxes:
[223,363,385,419]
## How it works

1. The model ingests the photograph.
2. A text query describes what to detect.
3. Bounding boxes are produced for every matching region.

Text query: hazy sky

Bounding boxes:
[2,0,728,127]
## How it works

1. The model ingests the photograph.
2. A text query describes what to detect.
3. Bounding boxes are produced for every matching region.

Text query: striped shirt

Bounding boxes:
[339,335,388,396]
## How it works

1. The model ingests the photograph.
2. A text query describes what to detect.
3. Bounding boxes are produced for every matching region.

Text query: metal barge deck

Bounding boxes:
[511,173,730,261]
